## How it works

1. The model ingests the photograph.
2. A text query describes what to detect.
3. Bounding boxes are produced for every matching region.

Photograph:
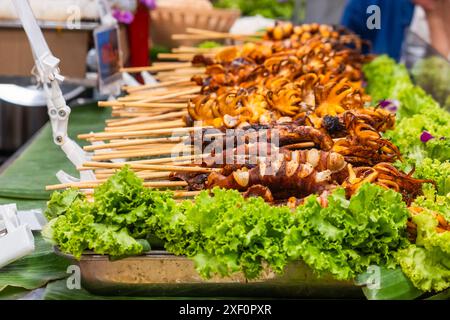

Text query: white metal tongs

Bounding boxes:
[11,0,95,184]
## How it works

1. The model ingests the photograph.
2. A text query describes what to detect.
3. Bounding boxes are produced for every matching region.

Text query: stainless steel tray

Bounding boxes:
[56,249,363,298]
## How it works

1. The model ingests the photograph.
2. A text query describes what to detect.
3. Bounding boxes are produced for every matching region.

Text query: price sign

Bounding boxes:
[94,25,122,95]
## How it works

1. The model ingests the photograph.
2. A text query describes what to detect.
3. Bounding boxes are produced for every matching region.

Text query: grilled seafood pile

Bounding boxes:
[170,24,430,205]
[72,23,435,208]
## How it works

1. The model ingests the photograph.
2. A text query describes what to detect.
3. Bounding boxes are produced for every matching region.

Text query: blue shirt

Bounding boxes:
[341,0,414,61]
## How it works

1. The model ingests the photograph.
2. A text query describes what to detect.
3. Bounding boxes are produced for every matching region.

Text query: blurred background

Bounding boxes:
[0,0,448,166]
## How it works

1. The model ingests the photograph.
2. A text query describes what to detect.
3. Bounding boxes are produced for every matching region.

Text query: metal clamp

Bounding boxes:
[0,204,35,269]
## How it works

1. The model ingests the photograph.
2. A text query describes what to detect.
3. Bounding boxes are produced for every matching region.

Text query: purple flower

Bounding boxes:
[420,131,434,143]
[112,8,121,20]
[141,0,157,10]
[112,9,134,24]
[377,99,399,113]
[121,11,134,24]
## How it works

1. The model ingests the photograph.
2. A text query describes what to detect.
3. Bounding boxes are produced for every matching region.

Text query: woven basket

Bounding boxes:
[151,7,240,48]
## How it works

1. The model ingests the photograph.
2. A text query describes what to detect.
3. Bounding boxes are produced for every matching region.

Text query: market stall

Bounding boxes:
[0,0,449,303]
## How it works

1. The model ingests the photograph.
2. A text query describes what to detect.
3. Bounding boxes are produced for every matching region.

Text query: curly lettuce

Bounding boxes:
[284,184,410,280]
[396,210,450,292]
[44,169,411,282]
[150,188,295,279]
[43,193,146,259]
[413,158,450,197]
[364,56,450,163]
[43,167,159,259]
[362,55,411,106]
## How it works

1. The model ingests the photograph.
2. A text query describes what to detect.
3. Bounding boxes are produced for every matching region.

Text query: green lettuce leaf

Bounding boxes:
[45,169,411,282]
[364,56,450,163]
[412,158,450,196]
[44,189,85,220]
[396,210,450,292]
[93,166,174,238]
[284,184,410,280]
[362,55,411,105]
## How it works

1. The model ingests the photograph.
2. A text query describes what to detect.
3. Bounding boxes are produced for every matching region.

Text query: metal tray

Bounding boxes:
[56,249,363,298]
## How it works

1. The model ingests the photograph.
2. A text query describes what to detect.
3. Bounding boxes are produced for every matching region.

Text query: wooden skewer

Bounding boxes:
[107,111,187,128]
[91,146,193,161]
[173,190,201,198]
[46,180,188,191]
[172,34,239,40]
[83,137,185,151]
[104,119,185,132]
[98,88,199,107]
[157,53,197,61]
[105,120,186,132]
[82,161,219,173]
[78,126,208,141]
[95,171,171,180]
[185,27,264,38]
[119,86,197,101]
[103,102,187,109]
[93,144,177,153]
[46,180,106,190]
[81,189,201,198]
[156,69,204,78]
[172,46,221,53]
[120,62,192,73]
[124,79,194,93]
[113,109,181,117]
[80,154,206,171]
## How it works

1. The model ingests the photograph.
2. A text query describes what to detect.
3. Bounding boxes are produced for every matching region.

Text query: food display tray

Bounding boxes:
[56,249,363,298]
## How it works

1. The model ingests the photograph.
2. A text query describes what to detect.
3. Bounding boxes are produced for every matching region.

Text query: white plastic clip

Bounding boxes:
[141,71,158,85]
[0,204,35,269]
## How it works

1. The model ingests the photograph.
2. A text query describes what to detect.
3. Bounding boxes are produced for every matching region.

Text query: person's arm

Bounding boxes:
[442,0,450,58]
[414,0,450,57]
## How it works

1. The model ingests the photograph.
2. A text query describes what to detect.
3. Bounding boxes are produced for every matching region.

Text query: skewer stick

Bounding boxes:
[95,171,171,180]
[81,189,201,198]
[118,86,197,101]
[104,119,185,132]
[83,136,185,151]
[79,154,206,170]
[107,111,187,127]
[93,144,178,153]
[124,79,194,93]
[120,62,192,73]
[172,46,221,53]
[98,88,199,107]
[78,126,209,140]
[157,53,197,61]
[103,102,187,109]
[185,27,263,38]
[82,161,219,173]
[173,190,201,198]
[91,146,192,161]
[46,180,188,191]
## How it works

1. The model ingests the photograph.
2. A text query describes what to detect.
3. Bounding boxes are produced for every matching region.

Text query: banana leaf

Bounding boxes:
[0,286,31,300]
[0,233,70,291]
[426,289,450,300]
[356,266,423,300]
[43,280,221,300]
